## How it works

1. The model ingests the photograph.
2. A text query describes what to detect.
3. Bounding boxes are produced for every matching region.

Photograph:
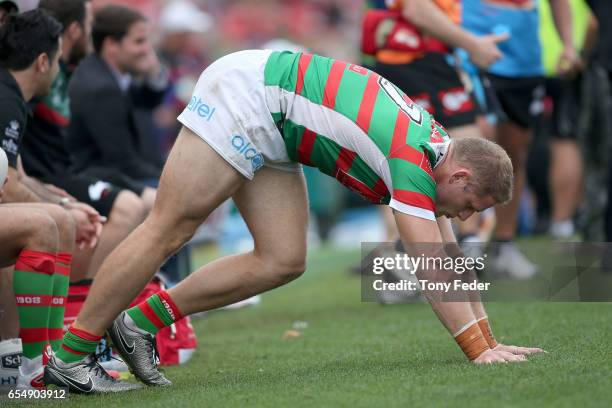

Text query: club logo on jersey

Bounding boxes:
[4,120,20,139]
[187,96,216,121]
[439,88,473,115]
[231,135,264,172]
[378,77,423,124]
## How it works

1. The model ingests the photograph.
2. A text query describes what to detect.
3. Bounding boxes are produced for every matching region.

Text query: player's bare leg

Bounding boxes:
[71,191,147,281]
[73,128,244,336]
[106,165,307,386]
[169,166,308,315]
[45,128,244,392]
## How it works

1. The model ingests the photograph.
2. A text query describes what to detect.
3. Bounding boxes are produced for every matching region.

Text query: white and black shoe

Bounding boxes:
[44,354,142,393]
[107,312,171,387]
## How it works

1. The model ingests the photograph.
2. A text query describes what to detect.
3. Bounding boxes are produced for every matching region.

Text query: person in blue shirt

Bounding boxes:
[462,0,580,278]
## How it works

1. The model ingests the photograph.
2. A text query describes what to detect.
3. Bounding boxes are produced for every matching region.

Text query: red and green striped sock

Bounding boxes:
[54,326,101,364]
[49,253,71,351]
[13,249,56,359]
[125,290,182,335]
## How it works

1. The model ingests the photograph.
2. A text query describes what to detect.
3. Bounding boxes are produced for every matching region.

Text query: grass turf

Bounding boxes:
[6,244,611,407]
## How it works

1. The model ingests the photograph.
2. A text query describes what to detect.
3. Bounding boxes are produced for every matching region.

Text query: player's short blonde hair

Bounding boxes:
[450,137,513,204]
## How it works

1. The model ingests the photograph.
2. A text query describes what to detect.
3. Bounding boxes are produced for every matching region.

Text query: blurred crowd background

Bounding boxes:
[1,0,611,381]
[3,0,612,272]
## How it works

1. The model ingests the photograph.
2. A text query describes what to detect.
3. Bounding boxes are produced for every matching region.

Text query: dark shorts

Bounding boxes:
[487,74,545,129]
[374,53,477,129]
[40,174,121,217]
[542,76,582,139]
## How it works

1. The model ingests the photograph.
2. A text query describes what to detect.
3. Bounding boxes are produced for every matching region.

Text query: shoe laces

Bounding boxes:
[87,352,118,382]
[148,335,161,366]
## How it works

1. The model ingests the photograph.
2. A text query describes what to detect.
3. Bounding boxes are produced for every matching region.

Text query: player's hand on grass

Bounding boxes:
[494,344,545,355]
[472,349,526,364]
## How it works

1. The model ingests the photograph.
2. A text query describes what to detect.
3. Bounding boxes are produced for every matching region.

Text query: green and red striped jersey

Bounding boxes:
[264,51,450,221]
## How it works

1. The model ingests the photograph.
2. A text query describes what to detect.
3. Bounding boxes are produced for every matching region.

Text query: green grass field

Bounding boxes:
[5,244,612,407]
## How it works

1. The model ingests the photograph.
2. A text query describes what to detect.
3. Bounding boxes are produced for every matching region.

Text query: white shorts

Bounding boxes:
[177,50,301,180]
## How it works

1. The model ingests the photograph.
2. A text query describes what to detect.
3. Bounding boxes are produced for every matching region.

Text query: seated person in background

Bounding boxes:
[0,9,99,389]
[0,0,17,25]
[22,0,147,281]
[66,4,170,211]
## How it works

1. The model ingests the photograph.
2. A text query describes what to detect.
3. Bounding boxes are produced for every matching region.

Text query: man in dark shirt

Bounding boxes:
[0,9,103,389]
[67,5,169,211]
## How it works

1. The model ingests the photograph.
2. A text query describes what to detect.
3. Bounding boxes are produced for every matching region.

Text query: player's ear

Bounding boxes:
[34,52,50,74]
[449,169,470,185]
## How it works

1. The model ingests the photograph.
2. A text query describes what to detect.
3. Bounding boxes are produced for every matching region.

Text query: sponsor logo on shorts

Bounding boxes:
[88,181,113,201]
[187,96,216,121]
[439,87,474,115]
[232,135,264,172]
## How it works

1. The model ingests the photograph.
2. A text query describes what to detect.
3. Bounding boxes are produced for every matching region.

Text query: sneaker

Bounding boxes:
[107,312,171,387]
[44,354,142,394]
[489,242,538,279]
[550,219,578,241]
[459,235,485,260]
[0,338,22,388]
[16,356,45,390]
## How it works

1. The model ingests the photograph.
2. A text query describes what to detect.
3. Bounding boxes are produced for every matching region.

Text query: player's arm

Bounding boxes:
[549,0,580,75]
[436,215,544,356]
[18,157,67,204]
[401,0,507,68]
[3,165,43,202]
[394,211,524,363]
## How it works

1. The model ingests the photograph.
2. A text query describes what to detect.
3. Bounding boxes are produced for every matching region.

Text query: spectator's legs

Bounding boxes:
[494,121,532,240]
[72,191,147,281]
[550,139,583,237]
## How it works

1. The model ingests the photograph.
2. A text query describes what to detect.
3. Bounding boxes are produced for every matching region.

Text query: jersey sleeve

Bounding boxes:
[387,144,437,221]
[0,98,26,168]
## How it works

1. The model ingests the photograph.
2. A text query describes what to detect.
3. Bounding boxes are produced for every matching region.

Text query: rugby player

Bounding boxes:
[45,50,544,393]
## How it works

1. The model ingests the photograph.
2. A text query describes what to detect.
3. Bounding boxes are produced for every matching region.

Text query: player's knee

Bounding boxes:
[39,205,76,244]
[23,210,59,252]
[110,191,147,228]
[264,252,307,283]
[142,213,197,255]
